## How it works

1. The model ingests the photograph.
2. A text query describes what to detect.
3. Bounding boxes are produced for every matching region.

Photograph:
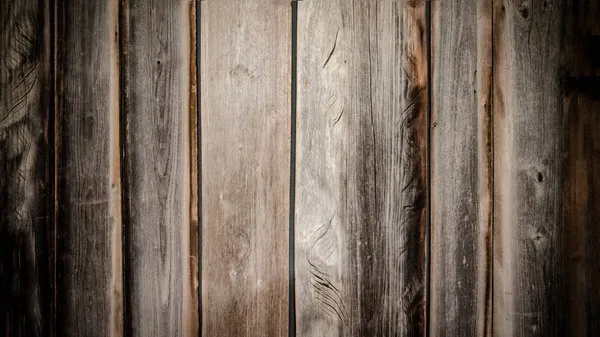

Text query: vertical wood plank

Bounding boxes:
[55,0,123,336]
[295,0,427,335]
[562,1,600,336]
[123,0,198,335]
[493,0,564,335]
[430,0,492,335]
[200,0,291,335]
[0,0,52,335]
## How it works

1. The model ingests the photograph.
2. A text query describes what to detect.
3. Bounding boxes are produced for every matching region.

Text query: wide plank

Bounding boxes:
[493,0,564,335]
[295,0,427,335]
[123,0,198,335]
[200,0,291,335]
[0,0,53,335]
[430,0,492,335]
[55,0,123,336]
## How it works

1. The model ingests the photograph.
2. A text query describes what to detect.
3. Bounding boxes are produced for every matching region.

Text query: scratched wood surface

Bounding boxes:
[493,0,566,335]
[295,0,427,335]
[430,0,492,336]
[4,0,600,336]
[200,0,291,336]
[0,0,51,336]
[561,1,600,336]
[55,0,123,336]
[122,0,198,336]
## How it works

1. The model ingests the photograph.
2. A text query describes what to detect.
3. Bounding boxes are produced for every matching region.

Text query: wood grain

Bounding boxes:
[55,0,123,336]
[295,0,427,335]
[493,0,564,335]
[123,0,197,335]
[562,1,600,336]
[430,0,492,335]
[0,0,51,335]
[200,0,291,335]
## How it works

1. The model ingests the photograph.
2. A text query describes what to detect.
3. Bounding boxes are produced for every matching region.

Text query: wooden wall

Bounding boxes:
[1,0,598,336]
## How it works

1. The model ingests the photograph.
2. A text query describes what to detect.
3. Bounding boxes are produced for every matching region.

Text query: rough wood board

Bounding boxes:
[493,0,564,335]
[55,0,123,336]
[0,0,52,335]
[430,0,492,335]
[295,0,427,335]
[200,0,291,335]
[562,1,600,336]
[123,0,197,335]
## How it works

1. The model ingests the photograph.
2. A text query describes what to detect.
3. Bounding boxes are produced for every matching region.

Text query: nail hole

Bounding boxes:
[157,60,161,65]
[537,172,544,182]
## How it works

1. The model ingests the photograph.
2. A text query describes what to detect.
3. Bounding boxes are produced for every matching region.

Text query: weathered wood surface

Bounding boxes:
[0,0,51,335]
[430,0,492,335]
[493,0,565,335]
[562,1,600,336]
[55,0,123,336]
[123,0,198,335]
[295,0,427,335]
[200,0,291,335]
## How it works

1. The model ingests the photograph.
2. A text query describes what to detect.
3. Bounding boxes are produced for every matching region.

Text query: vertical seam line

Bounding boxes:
[289,1,298,337]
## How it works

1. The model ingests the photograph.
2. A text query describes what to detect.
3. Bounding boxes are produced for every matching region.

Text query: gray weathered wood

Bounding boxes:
[123,0,198,335]
[55,0,123,336]
[493,0,564,335]
[295,0,427,335]
[430,0,492,335]
[0,0,51,335]
[200,0,291,335]
[562,1,600,336]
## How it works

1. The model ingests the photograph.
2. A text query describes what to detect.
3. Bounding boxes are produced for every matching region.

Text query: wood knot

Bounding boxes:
[517,2,530,19]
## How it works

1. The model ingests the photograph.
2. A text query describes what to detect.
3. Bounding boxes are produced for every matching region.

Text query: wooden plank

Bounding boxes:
[0,0,52,335]
[562,1,600,336]
[200,0,290,335]
[55,0,123,336]
[493,0,565,335]
[123,0,198,335]
[430,0,492,335]
[295,0,427,335]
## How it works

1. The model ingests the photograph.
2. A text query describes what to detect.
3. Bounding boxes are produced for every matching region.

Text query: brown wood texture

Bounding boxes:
[430,0,492,335]
[122,0,198,335]
[0,0,52,335]
[200,0,291,336]
[55,0,123,336]
[295,0,427,335]
[493,0,568,335]
[562,1,600,336]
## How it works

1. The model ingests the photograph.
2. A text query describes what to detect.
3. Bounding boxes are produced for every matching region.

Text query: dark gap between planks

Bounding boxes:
[289,1,298,337]
[425,0,432,336]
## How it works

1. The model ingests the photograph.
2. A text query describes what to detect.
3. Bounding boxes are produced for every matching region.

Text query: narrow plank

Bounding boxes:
[55,0,123,336]
[493,0,564,335]
[123,0,197,335]
[562,1,600,336]
[0,0,52,335]
[200,0,291,335]
[295,0,427,335]
[430,0,492,335]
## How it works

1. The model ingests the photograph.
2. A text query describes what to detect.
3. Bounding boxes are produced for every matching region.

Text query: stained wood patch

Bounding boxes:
[295,0,427,335]
[561,1,600,336]
[55,0,123,336]
[200,0,291,335]
[0,0,51,335]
